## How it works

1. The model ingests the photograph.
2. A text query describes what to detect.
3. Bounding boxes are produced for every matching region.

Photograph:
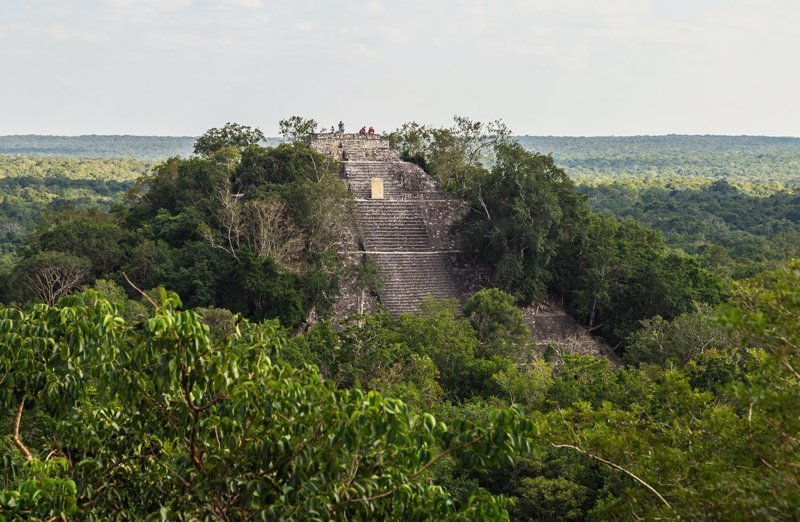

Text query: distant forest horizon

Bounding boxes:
[2,133,800,163]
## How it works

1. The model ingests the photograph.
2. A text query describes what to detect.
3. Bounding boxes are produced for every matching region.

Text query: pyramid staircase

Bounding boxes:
[310,134,461,314]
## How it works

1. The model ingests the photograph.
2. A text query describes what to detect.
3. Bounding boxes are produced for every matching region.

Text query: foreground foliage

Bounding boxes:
[288,273,800,520]
[3,263,800,519]
[0,290,532,520]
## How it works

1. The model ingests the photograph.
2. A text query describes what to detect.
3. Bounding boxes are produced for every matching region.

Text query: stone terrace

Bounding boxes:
[309,133,464,315]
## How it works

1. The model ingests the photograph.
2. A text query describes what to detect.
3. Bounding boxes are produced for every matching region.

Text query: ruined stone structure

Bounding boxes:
[309,133,613,358]
[309,133,465,315]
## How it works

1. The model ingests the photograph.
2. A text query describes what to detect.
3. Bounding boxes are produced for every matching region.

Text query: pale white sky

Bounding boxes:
[1,0,798,136]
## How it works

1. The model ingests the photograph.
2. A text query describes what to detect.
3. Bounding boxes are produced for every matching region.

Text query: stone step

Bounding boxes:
[364,243,430,252]
[356,204,423,215]
[363,238,430,249]
[358,221,426,229]
[372,252,460,314]
[356,202,430,251]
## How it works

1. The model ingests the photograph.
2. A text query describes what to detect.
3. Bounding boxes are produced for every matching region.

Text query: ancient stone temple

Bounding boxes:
[308,133,465,315]
[308,132,613,359]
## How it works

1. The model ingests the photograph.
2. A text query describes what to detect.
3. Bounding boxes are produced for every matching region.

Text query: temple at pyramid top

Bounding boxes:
[307,133,400,162]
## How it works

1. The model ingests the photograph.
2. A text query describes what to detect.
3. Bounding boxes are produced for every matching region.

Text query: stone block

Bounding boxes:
[371,178,384,199]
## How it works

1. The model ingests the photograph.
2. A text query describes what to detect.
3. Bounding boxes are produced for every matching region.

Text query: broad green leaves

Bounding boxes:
[0,291,532,520]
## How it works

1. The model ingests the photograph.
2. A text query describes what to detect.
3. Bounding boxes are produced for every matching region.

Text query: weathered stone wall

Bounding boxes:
[330,252,382,318]
[520,299,619,363]
[308,133,399,162]
[419,200,467,251]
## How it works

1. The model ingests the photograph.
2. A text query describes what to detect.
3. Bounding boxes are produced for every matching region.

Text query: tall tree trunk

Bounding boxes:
[11,397,33,460]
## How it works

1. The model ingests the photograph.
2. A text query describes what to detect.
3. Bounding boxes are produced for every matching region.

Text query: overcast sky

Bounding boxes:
[1,0,798,136]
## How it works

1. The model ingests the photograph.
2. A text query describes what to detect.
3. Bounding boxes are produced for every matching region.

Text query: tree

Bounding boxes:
[513,476,590,522]
[202,190,306,271]
[491,361,552,409]
[246,197,306,270]
[279,115,319,142]
[459,142,583,302]
[397,298,513,399]
[14,251,90,305]
[463,288,535,359]
[20,207,127,278]
[388,116,510,193]
[121,133,353,325]
[552,212,624,333]
[624,310,732,366]
[193,122,265,156]
[233,141,339,188]
[553,214,726,347]
[293,177,357,257]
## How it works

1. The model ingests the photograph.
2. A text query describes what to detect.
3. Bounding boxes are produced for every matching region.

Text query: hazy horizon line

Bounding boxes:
[3,133,800,140]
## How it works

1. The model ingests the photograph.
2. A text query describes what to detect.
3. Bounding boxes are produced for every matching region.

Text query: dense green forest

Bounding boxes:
[1,121,799,520]
[519,134,800,185]
[0,135,195,160]
[0,135,281,160]
[577,179,800,279]
[0,156,149,256]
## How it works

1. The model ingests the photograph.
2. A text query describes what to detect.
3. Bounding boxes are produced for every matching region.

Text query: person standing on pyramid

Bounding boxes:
[338,121,345,133]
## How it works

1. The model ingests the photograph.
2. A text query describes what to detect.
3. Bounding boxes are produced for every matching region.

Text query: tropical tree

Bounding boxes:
[279,115,319,142]
[463,288,535,359]
[193,122,265,156]
[388,116,509,193]
[459,142,583,302]
[13,251,90,305]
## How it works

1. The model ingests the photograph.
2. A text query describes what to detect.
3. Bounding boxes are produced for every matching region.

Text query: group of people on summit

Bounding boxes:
[331,121,375,136]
